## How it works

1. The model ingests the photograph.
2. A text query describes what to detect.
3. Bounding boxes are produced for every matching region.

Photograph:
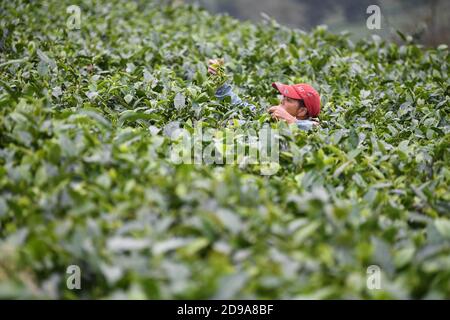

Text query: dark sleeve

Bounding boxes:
[215,83,256,112]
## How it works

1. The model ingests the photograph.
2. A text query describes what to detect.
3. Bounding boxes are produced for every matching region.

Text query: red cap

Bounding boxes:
[272,82,321,117]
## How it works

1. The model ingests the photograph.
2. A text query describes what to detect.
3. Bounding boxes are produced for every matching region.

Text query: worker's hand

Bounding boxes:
[208,59,222,75]
[207,58,227,87]
[268,105,297,124]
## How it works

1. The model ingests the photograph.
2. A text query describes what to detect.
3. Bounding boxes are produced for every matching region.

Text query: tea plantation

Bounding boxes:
[0,0,449,299]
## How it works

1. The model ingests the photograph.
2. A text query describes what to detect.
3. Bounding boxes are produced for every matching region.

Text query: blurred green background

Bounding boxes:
[186,0,450,46]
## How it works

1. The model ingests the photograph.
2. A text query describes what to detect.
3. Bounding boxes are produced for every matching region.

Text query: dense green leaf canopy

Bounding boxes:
[0,0,449,299]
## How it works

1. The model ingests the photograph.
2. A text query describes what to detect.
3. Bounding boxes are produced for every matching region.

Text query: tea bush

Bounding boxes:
[0,0,449,299]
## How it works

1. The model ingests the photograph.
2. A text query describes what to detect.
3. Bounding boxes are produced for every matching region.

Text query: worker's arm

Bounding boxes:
[215,83,257,112]
[208,59,256,113]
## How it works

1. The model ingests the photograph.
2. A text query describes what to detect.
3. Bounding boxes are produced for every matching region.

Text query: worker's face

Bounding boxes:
[280,96,307,119]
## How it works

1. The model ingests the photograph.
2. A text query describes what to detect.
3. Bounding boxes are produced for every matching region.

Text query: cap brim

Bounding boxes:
[272,82,302,100]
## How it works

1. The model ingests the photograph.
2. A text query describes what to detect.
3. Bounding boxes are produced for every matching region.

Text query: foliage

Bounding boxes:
[0,0,449,299]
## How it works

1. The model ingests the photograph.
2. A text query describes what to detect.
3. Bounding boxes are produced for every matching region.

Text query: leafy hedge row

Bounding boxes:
[0,0,449,298]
